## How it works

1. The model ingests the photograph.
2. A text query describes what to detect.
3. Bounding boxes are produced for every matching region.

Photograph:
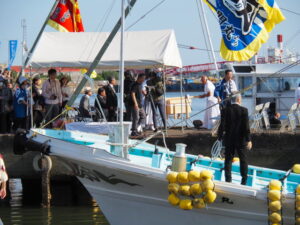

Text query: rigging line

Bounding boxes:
[125,0,167,30]
[178,44,220,52]
[78,0,117,62]
[195,0,212,62]
[281,8,300,17]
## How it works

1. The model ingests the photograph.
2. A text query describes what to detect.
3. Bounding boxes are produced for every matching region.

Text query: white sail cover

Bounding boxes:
[30,30,182,69]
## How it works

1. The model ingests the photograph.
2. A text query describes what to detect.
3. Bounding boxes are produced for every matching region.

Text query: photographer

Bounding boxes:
[42,69,62,128]
[147,72,167,131]
[124,70,135,121]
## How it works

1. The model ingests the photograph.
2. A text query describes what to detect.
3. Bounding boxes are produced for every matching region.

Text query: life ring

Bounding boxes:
[32,154,52,172]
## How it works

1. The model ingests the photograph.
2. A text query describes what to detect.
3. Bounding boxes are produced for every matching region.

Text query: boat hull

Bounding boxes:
[60,158,294,225]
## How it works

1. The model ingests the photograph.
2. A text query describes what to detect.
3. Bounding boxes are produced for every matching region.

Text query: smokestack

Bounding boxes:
[277,34,283,50]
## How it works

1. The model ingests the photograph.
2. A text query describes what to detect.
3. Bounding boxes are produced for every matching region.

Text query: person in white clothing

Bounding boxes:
[195,76,220,129]
[295,83,300,104]
[0,154,8,199]
[42,69,62,128]
[60,76,72,108]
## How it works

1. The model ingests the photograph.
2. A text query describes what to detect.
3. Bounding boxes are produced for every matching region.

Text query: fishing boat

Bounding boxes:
[14,0,300,224]
[18,127,299,225]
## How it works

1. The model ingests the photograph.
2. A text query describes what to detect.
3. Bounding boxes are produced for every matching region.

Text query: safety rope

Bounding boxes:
[126,0,167,30]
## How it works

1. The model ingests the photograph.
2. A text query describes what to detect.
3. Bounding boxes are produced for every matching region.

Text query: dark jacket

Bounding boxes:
[94,95,108,119]
[105,84,117,108]
[147,77,164,102]
[218,104,251,147]
[0,87,13,113]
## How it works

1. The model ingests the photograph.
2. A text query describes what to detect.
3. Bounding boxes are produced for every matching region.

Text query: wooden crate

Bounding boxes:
[166,96,192,119]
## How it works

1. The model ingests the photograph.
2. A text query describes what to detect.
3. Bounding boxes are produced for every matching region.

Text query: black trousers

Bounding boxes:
[224,143,248,185]
[108,108,117,122]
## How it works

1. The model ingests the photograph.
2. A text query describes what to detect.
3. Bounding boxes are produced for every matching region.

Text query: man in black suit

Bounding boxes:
[218,93,252,185]
[105,77,118,121]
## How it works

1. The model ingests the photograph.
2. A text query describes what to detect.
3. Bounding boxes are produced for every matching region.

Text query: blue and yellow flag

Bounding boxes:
[204,0,285,61]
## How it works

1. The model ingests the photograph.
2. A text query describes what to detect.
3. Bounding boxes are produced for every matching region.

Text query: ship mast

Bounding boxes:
[199,0,219,76]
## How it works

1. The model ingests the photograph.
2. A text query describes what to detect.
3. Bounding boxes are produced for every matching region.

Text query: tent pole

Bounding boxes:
[66,0,137,107]
[180,69,184,132]
[16,0,59,84]
[163,66,167,135]
[199,0,219,76]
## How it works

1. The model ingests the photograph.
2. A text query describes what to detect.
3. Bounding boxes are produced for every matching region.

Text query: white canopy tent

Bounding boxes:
[30,29,182,69]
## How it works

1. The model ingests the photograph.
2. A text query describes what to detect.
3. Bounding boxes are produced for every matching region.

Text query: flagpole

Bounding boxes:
[16,0,59,82]
[199,0,219,75]
[66,0,137,107]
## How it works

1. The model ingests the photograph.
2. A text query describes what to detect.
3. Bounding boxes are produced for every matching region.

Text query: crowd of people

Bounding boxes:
[0,68,168,137]
[0,68,73,133]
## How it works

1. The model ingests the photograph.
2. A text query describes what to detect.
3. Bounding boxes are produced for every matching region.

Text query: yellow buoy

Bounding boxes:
[201,179,214,192]
[188,170,201,182]
[296,185,300,194]
[232,157,240,163]
[204,190,217,204]
[190,183,202,196]
[268,190,281,201]
[268,201,281,211]
[200,170,213,181]
[296,194,300,201]
[269,180,282,191]
[168,193,180,206]
[177,172,189,183]
[166,172,178,183]
[179,185,191,196]
[179,199,193,210]
[269,212,282,223]
[293,164,300,174]
[168,183,180,194]
[193,198,206,209]
[295,217,300,225]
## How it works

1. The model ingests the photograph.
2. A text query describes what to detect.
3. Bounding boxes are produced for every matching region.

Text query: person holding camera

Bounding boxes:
[147,72,167,131]
[130,74,146,137]
[42,69,62,128]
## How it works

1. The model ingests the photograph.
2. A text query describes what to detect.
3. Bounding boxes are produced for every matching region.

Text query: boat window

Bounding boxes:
[238,77,253,96]
[257,77,300,93]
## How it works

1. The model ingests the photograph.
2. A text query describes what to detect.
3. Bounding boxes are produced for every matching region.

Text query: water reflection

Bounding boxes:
[0,179,109,225]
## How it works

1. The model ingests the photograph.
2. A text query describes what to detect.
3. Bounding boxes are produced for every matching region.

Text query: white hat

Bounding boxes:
[84,87,92,93]
[18,76,28,85]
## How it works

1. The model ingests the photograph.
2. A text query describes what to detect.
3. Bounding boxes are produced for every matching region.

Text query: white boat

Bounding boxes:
[22,128,299,225]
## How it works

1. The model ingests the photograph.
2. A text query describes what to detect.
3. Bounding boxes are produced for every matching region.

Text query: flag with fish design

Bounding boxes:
[48,0,84,32]
[204,0,285,61]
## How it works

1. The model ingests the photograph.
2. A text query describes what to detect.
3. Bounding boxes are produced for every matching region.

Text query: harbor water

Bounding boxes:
[0,92,253,225]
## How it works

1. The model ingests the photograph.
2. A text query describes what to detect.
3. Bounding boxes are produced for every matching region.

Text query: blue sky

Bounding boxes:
[0,0,299,67]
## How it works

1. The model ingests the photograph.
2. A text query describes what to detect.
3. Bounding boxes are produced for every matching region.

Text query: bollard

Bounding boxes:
[34,155,52,208]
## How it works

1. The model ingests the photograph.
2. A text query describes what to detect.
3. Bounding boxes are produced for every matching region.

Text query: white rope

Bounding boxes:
[211,140,223,160]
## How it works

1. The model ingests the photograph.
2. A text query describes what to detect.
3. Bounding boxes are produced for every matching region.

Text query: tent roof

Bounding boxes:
[30,30,182,69]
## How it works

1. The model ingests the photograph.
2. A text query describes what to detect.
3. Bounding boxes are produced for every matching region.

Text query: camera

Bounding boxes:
[50,94,57,100]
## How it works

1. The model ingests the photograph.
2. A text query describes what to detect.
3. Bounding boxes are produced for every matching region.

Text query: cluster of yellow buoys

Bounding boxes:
[296,185,300,225]
[166,170,217,210]
[267,180,283,224]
